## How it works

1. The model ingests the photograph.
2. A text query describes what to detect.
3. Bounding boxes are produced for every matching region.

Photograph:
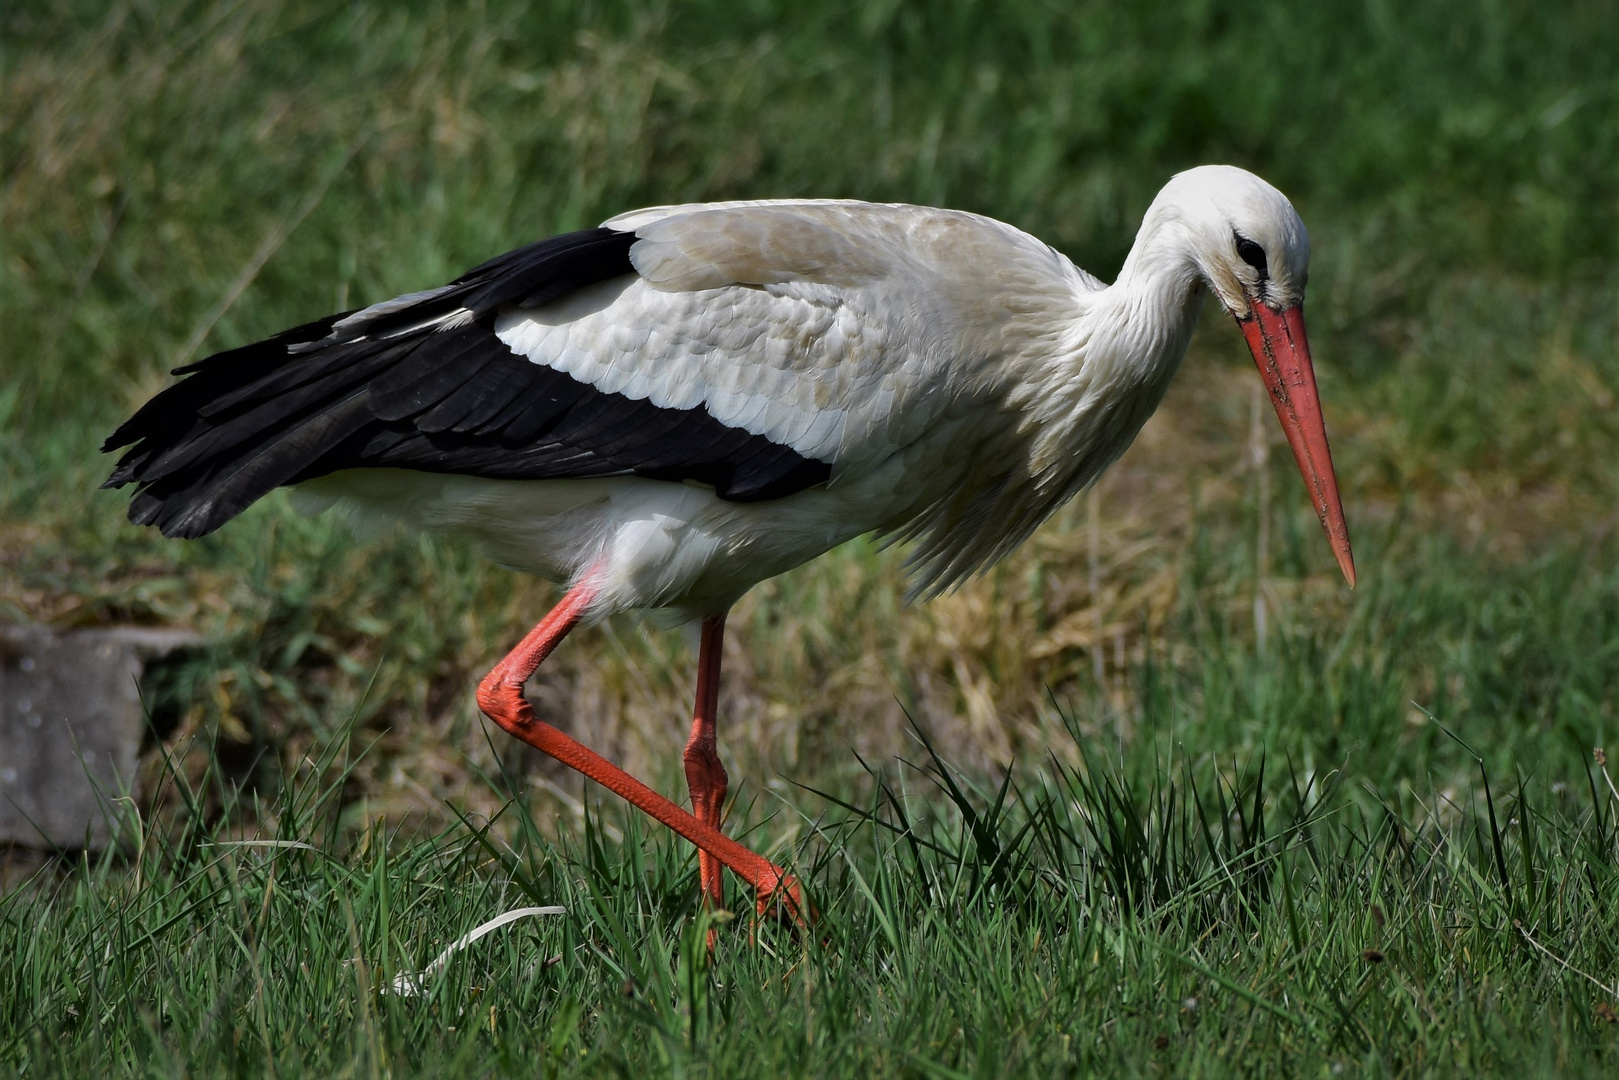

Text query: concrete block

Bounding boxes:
[0,624,200,850]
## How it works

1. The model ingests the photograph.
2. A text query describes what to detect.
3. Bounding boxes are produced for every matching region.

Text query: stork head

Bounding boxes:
[1144,165,1356,588]
[1154,164,1312,318]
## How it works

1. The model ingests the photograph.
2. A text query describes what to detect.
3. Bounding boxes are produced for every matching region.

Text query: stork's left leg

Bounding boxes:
[684,614,730,911]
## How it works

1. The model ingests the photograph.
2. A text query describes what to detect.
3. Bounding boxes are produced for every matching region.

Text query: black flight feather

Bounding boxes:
[104,226,832,537]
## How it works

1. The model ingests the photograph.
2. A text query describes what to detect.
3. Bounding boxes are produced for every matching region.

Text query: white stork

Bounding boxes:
[105,165,1355,922]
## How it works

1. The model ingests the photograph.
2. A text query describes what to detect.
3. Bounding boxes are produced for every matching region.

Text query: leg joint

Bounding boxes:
[683,738,728,785]
[476,670,528,729]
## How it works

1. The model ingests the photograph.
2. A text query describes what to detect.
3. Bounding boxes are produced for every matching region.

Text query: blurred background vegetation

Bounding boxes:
[2,0,1617,835]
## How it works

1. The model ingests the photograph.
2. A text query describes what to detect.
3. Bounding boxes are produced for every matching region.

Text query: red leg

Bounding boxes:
[684,614,729,911]
[475,578,807,923]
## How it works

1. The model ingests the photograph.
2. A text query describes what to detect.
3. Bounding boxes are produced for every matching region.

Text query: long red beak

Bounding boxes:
[1238,303,1356,588]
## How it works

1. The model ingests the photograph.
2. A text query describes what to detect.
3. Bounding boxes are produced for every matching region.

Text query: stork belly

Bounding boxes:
[291,469,868,615]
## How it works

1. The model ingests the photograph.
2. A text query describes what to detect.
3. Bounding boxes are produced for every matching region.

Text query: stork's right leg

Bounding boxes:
[475,579,807,923]
[683,614,730,912]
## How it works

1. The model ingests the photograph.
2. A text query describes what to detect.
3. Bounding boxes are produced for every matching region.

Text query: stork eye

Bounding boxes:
[1234,235,1268,278]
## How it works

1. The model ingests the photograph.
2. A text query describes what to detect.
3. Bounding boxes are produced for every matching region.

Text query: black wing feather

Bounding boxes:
[104,227,832,538]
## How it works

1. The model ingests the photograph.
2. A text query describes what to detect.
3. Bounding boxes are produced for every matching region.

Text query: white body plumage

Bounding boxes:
[293,166,1321,618]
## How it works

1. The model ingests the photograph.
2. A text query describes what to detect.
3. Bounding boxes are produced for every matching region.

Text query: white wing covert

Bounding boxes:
[495,202,1051,471]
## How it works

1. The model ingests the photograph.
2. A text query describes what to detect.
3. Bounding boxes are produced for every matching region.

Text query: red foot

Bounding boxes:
[754,871,816,931]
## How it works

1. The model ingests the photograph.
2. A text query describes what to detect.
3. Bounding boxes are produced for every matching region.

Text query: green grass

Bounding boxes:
[6,649,1619,1077]
[3,0,1619,1075]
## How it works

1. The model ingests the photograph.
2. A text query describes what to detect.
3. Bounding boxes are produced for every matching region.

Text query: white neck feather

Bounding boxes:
[901,214,1208,597]
[1019,213,1206,495]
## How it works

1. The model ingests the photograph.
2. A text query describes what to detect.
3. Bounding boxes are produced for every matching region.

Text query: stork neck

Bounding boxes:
[1006,217,1204,507]
[1115,209,1203,311]
[1088,219,1205,380]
